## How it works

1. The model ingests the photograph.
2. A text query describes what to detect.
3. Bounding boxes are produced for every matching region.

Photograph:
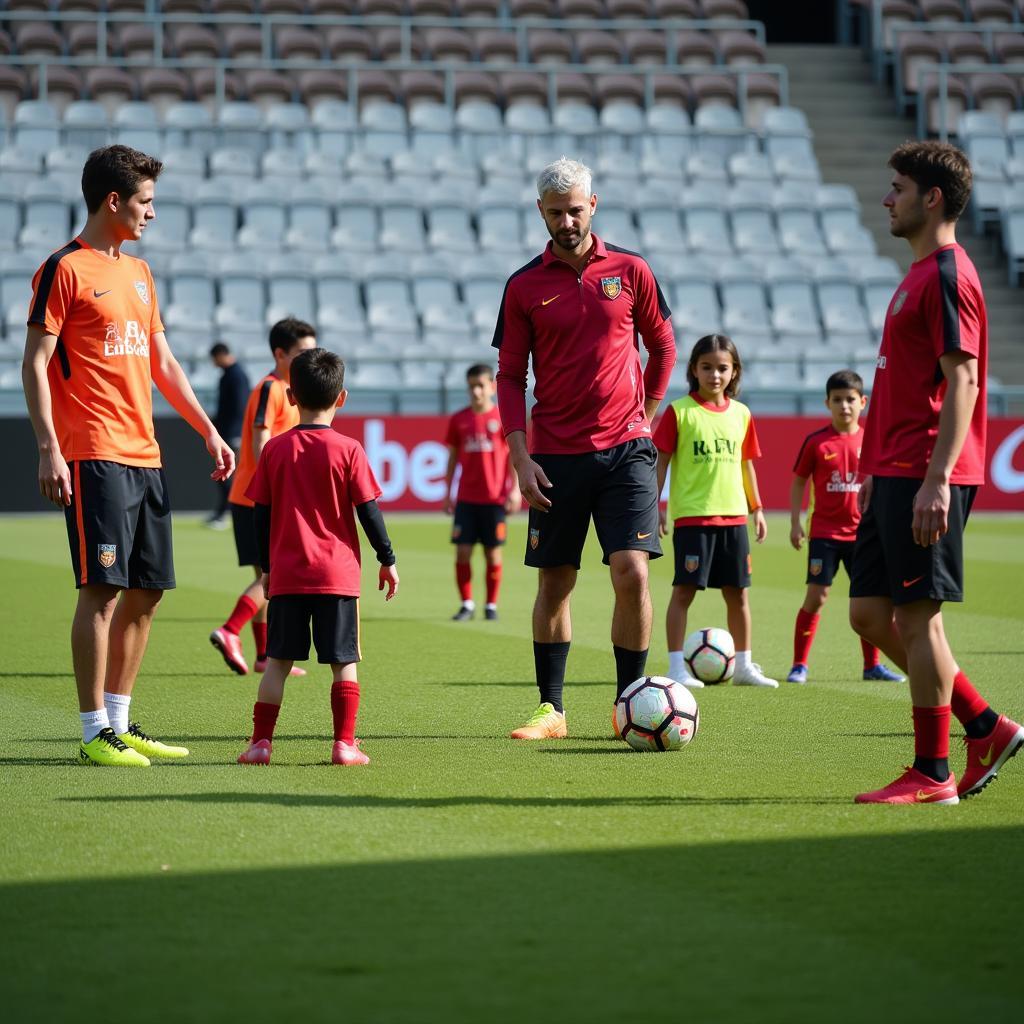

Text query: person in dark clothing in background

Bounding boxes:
[206,342,249,529]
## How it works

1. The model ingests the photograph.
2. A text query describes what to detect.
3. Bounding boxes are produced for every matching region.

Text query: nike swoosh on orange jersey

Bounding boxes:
[902,575,925,588]
[93,289,112,298]
[823,452,838,460]
[979,743,995,767]
[541,295,560,306]
[637,532,651,539]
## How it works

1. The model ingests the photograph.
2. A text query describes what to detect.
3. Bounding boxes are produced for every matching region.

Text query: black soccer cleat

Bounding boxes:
[484,607,498,621]
[452,606,474,621]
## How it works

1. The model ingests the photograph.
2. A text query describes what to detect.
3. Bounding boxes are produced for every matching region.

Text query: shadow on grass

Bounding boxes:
[23,734,621,744]
[1,829,1020,1022]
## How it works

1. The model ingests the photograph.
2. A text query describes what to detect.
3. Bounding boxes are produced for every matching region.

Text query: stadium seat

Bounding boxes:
[332,205,378,252]
[164,102,218,154]
[12,100,60,155]
[111,101,163,153]
[684,199,733,254]
[61,100,109,150]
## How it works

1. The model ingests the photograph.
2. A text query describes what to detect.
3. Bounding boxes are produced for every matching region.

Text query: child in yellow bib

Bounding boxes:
[652,334,778,689]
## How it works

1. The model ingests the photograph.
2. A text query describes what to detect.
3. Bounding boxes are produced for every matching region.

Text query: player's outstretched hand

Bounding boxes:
[789,523,805,550]
[753,508,768,544]
[379,564,399,601]
[260,572,270,600]
[857,474,873,514]
[912,478,949,547]
[515,457,553,512]
[207,431,236,481]
[39,447,72,507]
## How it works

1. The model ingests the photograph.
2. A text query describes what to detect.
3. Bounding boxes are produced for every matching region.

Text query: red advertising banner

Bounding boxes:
[333,416,1024,512]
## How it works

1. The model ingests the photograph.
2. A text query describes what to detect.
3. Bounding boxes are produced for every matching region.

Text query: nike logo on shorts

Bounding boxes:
[637,532,651,539]
[902,575,925,588]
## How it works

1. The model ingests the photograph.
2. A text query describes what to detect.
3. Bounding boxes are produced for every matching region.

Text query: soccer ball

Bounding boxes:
[683,628,736,684]
[614,676,700,752]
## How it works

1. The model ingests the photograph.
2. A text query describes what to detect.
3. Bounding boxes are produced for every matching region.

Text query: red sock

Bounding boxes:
[912,705,951,760]
[485,563,502,605]
[331,680,360,743]
[456,562,472,602]
[793,608,819,666]
[224,594,259,635]
[860,638,880,670]
[252,620,268,660]
[950,669,989,725]
[252,700,280,743]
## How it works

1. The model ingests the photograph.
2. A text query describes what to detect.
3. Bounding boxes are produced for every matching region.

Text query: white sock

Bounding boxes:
[485,602,497,611]
[735,650,752,673]
[462,599,475,611]
[668,650,687,677]
[80,708,109,743]
[104,692,131,735]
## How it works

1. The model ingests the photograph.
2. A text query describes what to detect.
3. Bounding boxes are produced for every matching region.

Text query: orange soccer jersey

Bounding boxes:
[228,372,299,507]
[28,238,165,467]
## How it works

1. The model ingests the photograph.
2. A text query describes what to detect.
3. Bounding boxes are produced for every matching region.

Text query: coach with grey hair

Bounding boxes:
[492,156,678,740]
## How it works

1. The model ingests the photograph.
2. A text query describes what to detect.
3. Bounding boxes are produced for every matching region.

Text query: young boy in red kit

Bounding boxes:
[443,363,520,621]
[787,369,905,685]
[236,349,399,767]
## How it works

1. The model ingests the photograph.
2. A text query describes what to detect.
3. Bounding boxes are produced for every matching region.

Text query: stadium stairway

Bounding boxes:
[769,42,1024,386]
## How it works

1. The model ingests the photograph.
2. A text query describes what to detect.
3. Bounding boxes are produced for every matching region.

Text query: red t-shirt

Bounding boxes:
[245,424,382,597]
[493,234,677,455]
[445,405,512,505]
[793,424,864,542]
[860,243,987,484]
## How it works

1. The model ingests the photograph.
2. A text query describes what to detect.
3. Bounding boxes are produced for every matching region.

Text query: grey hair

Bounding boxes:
[536,156,593,199]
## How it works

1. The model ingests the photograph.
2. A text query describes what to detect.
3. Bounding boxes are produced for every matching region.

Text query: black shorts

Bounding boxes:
[451,502,507,547]
[267,594,361,664]
[230,502,259,567]
[672,524,751,589]
[526,439,661,569]
[64,460,175,590]
[849,476,976,605]
[806,537,855,586]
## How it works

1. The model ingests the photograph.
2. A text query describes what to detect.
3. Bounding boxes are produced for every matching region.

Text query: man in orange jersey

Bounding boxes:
[209,318,316,677]
[22,145,235,767]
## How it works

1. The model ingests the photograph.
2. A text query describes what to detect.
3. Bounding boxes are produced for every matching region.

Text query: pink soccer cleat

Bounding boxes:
[854,766,959,805]
[331,739,370,766]
[958,715,1024,799]
[237,739,272,765]
[253,657,307,677]
[210,628,248,675]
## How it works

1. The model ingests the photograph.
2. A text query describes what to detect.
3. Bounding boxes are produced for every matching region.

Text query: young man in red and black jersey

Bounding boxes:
[787,369,904,685]
[492,157,677,739]
[850,141,1023,804]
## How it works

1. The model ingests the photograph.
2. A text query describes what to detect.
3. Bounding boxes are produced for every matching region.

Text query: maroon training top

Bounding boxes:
[492,234,677,455]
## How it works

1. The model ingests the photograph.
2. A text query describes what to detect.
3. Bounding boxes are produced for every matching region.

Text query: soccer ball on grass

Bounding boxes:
[682,628,735,684]
[614,676,700,752]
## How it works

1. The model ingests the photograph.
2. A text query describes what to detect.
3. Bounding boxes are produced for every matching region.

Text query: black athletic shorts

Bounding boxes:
[267,594,361,664]
[806,537,855,586]
[526,438,661,569]
[671,523,751,589]
[451,502,507,547]
[64,459,175,590]
[230,502,259,567]
[849,476,976,605]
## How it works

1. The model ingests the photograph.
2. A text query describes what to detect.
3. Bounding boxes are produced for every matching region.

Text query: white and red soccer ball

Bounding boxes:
[614,676,700,752]
[682,627,736,684]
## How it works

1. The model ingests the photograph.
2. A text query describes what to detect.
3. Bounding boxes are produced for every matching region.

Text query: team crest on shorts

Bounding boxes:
[684,555,699,573]
[495,521,507,542]
[809,558,823,577]
[601,276,622,299]
[890,290,908,316]
[134,280,150,305]
[529,528,540,550]
[97,544,116,569]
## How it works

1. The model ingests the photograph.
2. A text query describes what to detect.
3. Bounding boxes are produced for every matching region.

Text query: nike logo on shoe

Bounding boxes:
[902,575,925,588]
[93,289,112,298]
[979,743,995,767]
[915,789,940,802]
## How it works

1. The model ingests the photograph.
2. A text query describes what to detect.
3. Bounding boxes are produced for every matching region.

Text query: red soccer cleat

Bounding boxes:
[237,739,272,765]
[210,628,248,675]
[253,657,307,677]
[958,715,1024,799]
[331,739,370,766]
[854,766,959,805]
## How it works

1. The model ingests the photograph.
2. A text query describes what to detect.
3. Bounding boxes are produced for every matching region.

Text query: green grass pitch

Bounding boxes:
[1,512,1022,1022]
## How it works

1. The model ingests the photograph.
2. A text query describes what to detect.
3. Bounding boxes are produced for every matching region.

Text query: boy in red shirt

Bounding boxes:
[236,349,399,767]
[787,370,905,685]
[443,364,520,621]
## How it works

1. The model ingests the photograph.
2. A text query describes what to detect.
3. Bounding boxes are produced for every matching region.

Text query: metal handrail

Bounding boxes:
[0,53,789,113]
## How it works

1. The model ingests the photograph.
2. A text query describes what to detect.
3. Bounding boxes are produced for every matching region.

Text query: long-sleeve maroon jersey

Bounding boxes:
[491,235,677,455]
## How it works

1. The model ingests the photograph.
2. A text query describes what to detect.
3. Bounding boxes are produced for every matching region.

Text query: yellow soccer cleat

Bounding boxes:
[510,702,567,740]
[118,722,189,760]
[80,728,151,767]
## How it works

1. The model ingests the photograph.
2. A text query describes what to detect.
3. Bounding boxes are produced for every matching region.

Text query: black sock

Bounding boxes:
[534,641,570,714]
[913,756,950,783]
[963,707,999,740]
[614,645,649,699]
